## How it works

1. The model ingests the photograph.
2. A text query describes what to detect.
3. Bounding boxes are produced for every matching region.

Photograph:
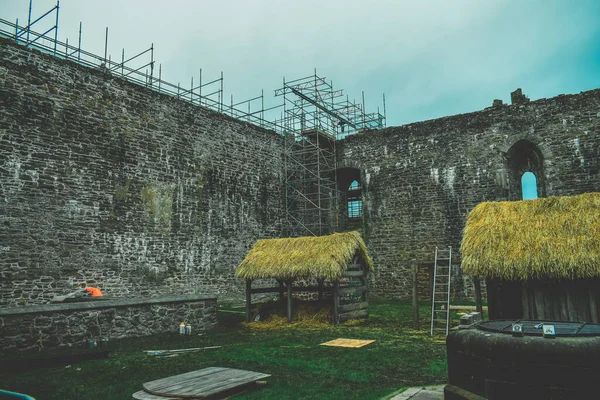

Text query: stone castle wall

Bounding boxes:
[339,90,600,299]
[0,39,285,307]
[2,37,600,305]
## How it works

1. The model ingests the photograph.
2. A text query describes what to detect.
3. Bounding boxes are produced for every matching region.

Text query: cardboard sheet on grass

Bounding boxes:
[320,338,375,348]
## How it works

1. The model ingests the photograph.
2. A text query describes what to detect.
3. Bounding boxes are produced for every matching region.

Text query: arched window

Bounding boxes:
[347,180,362,218]
[336,167,362,231]
[521,172,538,200]
[505,140,545,200]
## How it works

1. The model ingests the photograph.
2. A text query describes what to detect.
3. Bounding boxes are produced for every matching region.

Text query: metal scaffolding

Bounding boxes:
[0,1,282,130]
[275,71,386,237]
[2,3,388,240]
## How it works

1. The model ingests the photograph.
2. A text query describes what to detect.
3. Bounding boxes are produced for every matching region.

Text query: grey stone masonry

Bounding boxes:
[3,36,600,305]
[0,38,285,307]
[339,88,600,300]
[0,295,217,356]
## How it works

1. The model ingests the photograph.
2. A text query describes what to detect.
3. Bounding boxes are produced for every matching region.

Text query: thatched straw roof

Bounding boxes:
[236,231,373,280]
[461,192,600,280]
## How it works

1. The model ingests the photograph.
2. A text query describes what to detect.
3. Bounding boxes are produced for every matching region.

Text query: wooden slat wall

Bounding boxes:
[250,286,334,294]
[335,256,369,325]
[490,279,600,322]
[338,301,369,312]
[339,309,368,322]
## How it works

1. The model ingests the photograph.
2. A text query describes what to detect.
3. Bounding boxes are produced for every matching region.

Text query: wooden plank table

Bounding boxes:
[132,390,179,400]
[141,367,270,398]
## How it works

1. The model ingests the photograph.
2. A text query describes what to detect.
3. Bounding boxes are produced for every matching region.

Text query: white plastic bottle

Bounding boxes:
[179,321,185,335]
[186,323,192,335]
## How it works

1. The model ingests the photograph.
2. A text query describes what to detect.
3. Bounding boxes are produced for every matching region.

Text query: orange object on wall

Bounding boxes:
[85,287,103,296]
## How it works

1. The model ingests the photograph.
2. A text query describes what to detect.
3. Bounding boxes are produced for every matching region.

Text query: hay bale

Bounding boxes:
[248,298,334,329]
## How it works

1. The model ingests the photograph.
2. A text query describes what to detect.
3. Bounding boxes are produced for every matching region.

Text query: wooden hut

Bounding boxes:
[461,192,600,321]
[236,231,373,324]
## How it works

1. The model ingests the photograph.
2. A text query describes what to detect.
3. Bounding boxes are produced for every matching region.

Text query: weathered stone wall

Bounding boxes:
[339,89,600,299]
[0,295,217,356]
[0,39,285,306]
[3,37,600,306]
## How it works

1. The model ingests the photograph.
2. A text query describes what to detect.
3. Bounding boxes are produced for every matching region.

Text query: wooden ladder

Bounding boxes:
[430,246,452,336]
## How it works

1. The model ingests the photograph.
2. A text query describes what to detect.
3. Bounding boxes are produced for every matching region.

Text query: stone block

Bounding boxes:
[460,314,474,325]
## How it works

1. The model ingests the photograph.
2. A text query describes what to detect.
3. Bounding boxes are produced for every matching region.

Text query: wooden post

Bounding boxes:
[565,287,577,320]
[559,286,569,321]
[521,285,530,319]
[365,272,370,303]
[245,279,252,323]
[589,287,599,323]
[333,279,340,325]
[429,266,435,305]
[286,280,293,323]
[486,279,497,320]
[411,261,419,330]
[318,278,323,301]
[473,277,483,316]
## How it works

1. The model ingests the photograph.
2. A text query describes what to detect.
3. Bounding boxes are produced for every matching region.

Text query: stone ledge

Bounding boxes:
[0,295,217,317]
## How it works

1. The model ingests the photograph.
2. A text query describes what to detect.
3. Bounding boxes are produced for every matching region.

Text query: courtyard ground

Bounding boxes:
[0,300,463,399]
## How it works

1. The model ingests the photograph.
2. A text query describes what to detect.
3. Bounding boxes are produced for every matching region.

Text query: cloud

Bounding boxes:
[3,0,599,126]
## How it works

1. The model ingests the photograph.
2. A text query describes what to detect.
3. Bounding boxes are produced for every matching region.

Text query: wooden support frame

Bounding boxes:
[473,277,483,316]
[286,280,293,323]
[245,279,252,323]
[318,278,324,301]
[333,279,340,325]
[242,251,371,326]
[411,261,419,330]
[249,286,333,294]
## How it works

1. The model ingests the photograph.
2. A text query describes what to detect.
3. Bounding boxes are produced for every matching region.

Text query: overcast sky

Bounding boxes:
[2,0,599,126]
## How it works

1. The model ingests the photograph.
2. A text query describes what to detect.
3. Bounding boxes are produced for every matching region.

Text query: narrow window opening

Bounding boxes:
[347,180,362,219]
[506,139,545,200]
[521,171,538,200]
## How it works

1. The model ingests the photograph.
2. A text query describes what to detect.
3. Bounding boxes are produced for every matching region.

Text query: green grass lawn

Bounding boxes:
[0,300,458,400]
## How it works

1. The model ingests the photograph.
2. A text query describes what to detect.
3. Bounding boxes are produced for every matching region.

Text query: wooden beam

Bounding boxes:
[318,279,323,301]
[338,301,368,312]
[250,286,333,294]
[473,277,483,316]
[341,270,365,277]
[333,280,340,325]
[411,261,419,330]
[338,309,368,322]
[486,279,498,319]
[590,287,599,323]
[338,286,367,296]
[521,285,530,319]
[245,280,252,323]
[346,263,363,270]
[449,305,489,312]
[286,280,293,323]
[278,279,284,299]
[250,287,283,294]
[534,286,546,319]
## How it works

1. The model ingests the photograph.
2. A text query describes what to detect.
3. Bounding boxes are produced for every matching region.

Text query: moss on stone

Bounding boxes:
[114,178,132,201]
[141,183,174,231]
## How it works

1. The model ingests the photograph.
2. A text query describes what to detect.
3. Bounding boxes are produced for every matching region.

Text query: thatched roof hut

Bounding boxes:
[462,192,600,280]
[236,231,373,281]
[236,231,373,324]
[461,192,600,321]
